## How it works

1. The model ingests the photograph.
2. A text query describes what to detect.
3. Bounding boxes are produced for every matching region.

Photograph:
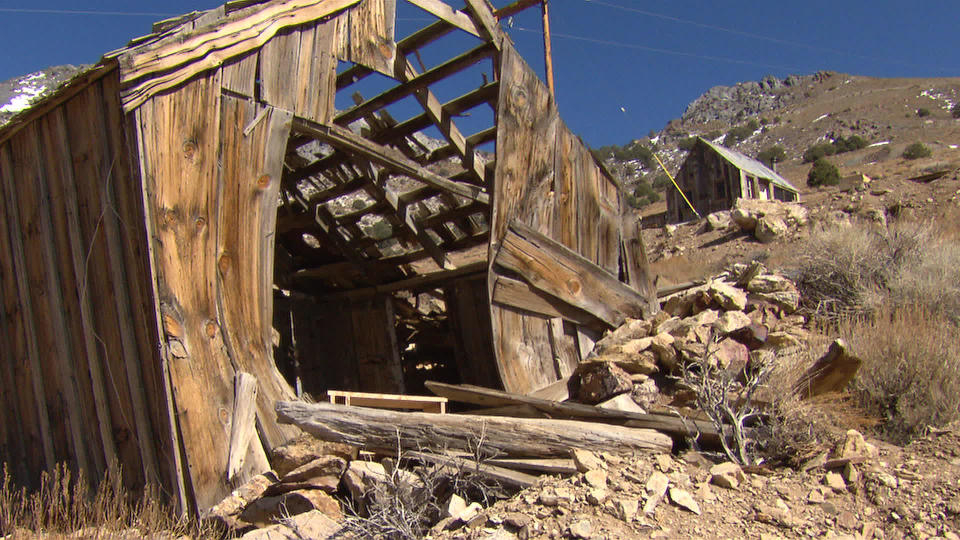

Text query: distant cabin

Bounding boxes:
[667,137,800,223]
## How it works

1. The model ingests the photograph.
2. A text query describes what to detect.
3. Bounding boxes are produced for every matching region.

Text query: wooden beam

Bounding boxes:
[494,221,656,328]
[365,167,448,268]
[334,41,496,126]
[425,381,718,441]
[276,401,673,457]
[405,451,538,488]
[399,58,489,186]
[491,275,598,328]
[406,0,481,37]
[494,0,543,20]
[292,118,489,204]
[317,261,486,300]
[463,0,506,48]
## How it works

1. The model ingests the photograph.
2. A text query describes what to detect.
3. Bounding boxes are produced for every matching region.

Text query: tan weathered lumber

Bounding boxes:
[292,118,489,204]
[333,41,496,126]
[406,0,481,37]
[276,401,673,457]
[485,457,577,475]
[491,275,597,327]
[494,221,656,327]
[316,261,486,301]
[794,339,862,399]
[227,373,260,482]
[424,381,716,440]
[541,0,554,97]
[405,451,539,489]
[493,0,544,20]
[327,390,447,413]
[463,0,506,48]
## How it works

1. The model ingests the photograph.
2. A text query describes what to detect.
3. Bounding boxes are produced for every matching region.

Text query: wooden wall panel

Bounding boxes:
[489,42,656,394]
[351,296,405,394]
[136,72,237,511]
[216,95,298,454]
[0,145,45,485]
[65,82,150,491]
[445,276,500,389]
[346,0,397,77]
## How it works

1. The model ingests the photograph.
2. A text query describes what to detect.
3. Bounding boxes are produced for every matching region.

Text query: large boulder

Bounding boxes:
[731,198,808,241]
[755,216,788,243]
[271,436,358,477]
[575,362,634,404]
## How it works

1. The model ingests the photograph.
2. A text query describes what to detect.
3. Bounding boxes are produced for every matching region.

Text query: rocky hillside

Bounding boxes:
[599,71,960,206]
[0,65,87,128]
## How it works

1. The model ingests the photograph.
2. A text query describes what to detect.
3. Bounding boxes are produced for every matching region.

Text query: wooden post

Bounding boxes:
[541,0,554,98]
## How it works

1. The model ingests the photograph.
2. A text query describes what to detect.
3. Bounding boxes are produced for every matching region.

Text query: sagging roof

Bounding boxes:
[699,137,799,193]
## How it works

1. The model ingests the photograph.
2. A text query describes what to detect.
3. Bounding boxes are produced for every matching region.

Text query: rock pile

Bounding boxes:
[705,198,810,244]
[576,262,808,411]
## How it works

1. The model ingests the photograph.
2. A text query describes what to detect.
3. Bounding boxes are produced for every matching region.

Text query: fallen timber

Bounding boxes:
[424,381,719,444]
[275,401,673,458]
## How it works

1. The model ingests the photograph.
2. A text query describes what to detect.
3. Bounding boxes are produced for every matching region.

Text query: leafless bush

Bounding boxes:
[679,338,773,466]
[340,431,513,540]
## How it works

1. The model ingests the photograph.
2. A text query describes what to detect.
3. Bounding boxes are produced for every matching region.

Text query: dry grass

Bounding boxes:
[793,217,960,323]
[0,464,220,539]
[840,305,960,443]
[790,214,960,443]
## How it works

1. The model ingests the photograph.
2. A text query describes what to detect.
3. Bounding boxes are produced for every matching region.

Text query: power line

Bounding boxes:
[582,0,951,73]
[510,26,804,72]
[0,8,178,16]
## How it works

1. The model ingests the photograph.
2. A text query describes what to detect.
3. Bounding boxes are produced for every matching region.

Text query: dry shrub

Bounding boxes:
[841,305,960,443]
[793,218,960,323]
[0,464,219,539]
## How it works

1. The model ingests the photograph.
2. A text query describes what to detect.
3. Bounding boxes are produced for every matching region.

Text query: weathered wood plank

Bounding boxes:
[36,108,109,479]
[547,317,578,379]
[136,71,236,511]
[259,25,302,111]
[119,0,362,110]
[7,125,78,470]
[490,275,597,328]
[425,381,717,441]
[221,49,258,97]
[277,401,674,457]
[463,0,506,48]
[405,451,538,489]
[84,79,163,487]
[0,145,47,483]
[226,373,262,482]
[406,0,481,37]
[64,84,147,491]
[347,0,396,76]
[444,276,501,389]
[350,297,405,394]
[494,221,657,328]
[215,97,300,458]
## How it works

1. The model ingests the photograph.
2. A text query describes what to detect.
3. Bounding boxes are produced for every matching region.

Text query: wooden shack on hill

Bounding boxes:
[667,137,800,222]
[0,0,656,513]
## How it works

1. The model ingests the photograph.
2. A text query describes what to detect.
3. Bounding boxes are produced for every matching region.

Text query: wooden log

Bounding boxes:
[424,381,717,441]
[485,457,577,475]
[276,401,673,457]
[227,373,260,482]
[494,221,657,327]
[405,451,538,489]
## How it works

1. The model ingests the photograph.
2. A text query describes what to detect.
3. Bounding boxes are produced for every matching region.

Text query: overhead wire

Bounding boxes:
[509,26,804,72]
[0,8,179,16]
[581,0,953,73]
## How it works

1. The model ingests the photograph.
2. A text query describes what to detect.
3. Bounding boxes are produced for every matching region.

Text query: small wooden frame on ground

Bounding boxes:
[326,390,448,413]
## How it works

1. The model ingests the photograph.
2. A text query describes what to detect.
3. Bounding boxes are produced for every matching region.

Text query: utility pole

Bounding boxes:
[541,0,555,98]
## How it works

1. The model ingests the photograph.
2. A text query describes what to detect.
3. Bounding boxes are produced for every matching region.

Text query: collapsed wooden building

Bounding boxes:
[667,137,801,223]
[0,0,657,514]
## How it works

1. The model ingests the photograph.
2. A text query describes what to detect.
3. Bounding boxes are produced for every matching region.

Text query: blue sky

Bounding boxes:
[1,1,957,146]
